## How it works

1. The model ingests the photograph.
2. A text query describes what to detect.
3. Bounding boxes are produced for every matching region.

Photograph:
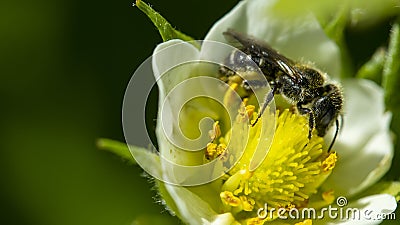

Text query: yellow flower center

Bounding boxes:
[207,103,338,223]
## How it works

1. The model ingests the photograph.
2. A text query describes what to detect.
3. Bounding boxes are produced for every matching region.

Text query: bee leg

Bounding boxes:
[296,103,314,139]
[251,88,275,126]
[328,119,340,152]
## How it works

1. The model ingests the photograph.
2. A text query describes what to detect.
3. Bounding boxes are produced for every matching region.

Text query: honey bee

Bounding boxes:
[220,29,343,152]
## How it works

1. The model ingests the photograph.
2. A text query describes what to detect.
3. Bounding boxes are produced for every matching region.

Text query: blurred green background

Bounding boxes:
[0,0,398,225]
[0,0,238,224]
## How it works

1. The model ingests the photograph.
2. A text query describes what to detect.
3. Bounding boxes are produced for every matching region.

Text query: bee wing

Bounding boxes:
[223,29,300,80]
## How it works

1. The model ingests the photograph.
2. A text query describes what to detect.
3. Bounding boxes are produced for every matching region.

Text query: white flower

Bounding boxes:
[144,0,397,224]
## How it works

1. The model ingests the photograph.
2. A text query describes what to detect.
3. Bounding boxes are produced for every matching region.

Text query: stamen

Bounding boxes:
[245,105,255,119]
[223,83,239,107]
[215,104,338,222]
[205,142,226,160]
[246,217,266,225]
[295,219,313,225]
[240,196,255,211]
[220,191,241,207]
[322,190,335,204]
[322,152,337,172]
[205,143,217,160]
[208,121,221,141]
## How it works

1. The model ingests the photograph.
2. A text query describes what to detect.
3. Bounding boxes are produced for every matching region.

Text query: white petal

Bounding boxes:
[152,39,200,98]
[202,213,239,225]
[152,39,204,162]
[323,131,393,197]
[163,184,218,225]
[333,79,392,155]
[315,194,397,225]
[323,79,394,197]
[205,0,341,78]
[153,40,243,181]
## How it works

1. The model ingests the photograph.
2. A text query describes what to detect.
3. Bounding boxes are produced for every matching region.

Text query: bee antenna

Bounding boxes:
[328,119,340,152]
[339,114,344,134]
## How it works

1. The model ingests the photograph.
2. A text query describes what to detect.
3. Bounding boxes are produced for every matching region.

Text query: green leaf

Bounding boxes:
[97,138,164,179]
[381,20,400,181]
[323,5,354,78]
[155,181,182,220]
[96,138,136,164]
[356,47,386,85]
[135,0,196,43]
[383,21,400,112]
